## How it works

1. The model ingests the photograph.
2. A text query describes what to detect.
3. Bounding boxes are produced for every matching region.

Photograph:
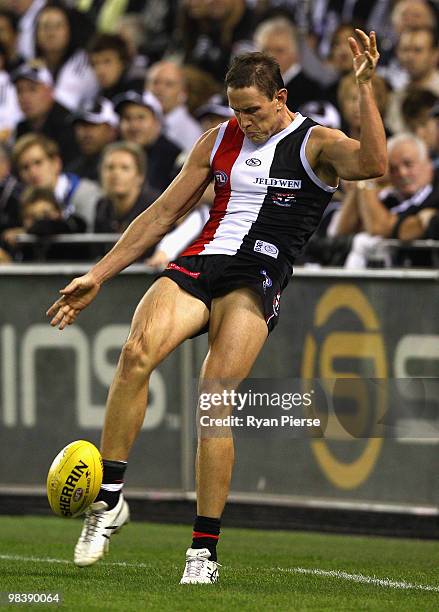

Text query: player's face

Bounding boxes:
[100,150,143,198]
[227,86,284,144]
[388,141,431,197]
[17,145,60,188]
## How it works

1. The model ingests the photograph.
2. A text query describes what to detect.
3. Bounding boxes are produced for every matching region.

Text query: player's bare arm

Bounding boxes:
[46,128,218,330]
[306,30,387,184]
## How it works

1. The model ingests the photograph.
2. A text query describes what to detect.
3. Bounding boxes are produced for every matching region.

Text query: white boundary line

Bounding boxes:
[1,554,438,593]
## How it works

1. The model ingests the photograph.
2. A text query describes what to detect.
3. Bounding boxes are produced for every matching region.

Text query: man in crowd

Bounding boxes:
[12,60,79,165]
[387,26,439,133]
[12,133,101,231]
[67,98,119,182]
[147,60,202,152]
[114,89,182,192]
[254,17,324,110]
[88,33,144,103]
[331,133,439,267]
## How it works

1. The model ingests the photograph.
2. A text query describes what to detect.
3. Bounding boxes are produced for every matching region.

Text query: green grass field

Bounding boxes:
[0,516,438,611]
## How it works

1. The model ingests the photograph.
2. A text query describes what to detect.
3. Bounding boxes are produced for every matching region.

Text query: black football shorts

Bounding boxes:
[158,253,292,334]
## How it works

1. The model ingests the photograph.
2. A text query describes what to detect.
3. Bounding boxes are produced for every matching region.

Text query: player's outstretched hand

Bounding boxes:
[348,29,380,83]
[46,272,101,330]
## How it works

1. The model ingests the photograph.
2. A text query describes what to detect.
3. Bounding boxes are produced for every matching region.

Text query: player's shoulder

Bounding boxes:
[307,125,351,156]
[308,124,348,143]
[188,122,229,162]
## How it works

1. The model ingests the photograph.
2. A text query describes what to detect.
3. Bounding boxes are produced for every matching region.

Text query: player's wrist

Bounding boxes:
[357,179,377,191]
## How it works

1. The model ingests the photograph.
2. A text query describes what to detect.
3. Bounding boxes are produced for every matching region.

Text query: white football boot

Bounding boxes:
[180,548,220,584]
[74,494,130,567]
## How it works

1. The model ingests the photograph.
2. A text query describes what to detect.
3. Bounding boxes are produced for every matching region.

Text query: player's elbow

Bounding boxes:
[362,156,387,179]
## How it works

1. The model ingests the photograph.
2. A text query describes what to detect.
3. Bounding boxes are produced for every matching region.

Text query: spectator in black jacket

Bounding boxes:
[12,60,80,165]
[94,141,159,258]
[67,97,118,182]
[114,90,182,193]
[254,17,324,110]
[88,33,144,104]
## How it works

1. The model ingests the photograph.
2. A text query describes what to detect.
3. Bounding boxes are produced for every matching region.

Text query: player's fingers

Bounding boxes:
[348,37,360,57]
[355,28,370,49]
[49,310,64,327]
[370,31,377,54]
[46,297,64,317]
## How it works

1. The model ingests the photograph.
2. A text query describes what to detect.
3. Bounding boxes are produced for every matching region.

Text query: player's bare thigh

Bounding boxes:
[125,277,209,365]
[205,287,268,379]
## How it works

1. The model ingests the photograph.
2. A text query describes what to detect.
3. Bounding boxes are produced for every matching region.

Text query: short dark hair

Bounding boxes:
[225,52,285,100]
[87,33,131,65]
[21,187,60,212]
[402,89,438,122]
[0,9,18,33]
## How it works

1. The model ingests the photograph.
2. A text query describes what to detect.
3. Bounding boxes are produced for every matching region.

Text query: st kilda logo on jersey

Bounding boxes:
[245,158,261,166]
[270,191,296,207]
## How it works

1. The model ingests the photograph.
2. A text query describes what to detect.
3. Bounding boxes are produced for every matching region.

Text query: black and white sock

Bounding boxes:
[96,459,127,510]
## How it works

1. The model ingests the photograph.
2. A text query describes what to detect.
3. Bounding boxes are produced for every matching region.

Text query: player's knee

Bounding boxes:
[119,338,155,379]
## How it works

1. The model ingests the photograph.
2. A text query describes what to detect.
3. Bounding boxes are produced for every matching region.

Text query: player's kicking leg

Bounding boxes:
[74,278,209,567]
[180,287,268,583]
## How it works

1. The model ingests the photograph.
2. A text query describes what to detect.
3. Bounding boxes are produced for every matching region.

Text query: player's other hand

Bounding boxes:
[348,30,379,83]
[46,272,101,330]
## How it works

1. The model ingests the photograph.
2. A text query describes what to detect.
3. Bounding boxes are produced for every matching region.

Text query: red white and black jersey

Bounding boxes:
[181,114,337,267]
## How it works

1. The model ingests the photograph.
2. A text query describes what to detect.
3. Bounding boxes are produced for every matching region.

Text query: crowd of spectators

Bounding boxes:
[1,0,439,269]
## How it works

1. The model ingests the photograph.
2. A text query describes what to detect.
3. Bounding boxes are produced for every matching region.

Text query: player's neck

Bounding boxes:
[273,109,297,136]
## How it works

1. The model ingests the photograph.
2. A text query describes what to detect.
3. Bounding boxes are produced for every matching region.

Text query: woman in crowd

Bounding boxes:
[34,1,98,110]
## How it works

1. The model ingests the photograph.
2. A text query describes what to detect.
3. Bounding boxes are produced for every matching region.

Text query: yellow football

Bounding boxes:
[47,440,103,518]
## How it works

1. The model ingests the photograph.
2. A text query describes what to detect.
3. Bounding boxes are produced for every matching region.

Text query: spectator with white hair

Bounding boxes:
[254,17,324,110]
[331,133,439,267]
[146,60,202,152]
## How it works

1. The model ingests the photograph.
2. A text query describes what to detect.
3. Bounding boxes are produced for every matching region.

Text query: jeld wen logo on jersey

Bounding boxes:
[254,178,302,189]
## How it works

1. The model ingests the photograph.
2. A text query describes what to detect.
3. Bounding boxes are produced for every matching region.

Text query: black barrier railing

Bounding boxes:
[12,234,439,267]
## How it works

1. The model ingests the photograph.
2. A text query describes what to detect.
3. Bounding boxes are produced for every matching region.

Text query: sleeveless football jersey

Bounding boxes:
[181,113,337,266]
